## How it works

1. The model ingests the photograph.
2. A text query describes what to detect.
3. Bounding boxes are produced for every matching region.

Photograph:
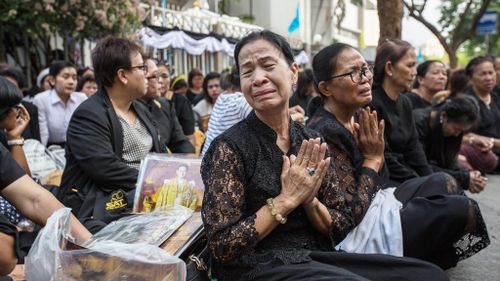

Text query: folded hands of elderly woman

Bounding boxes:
[279,138,331,209]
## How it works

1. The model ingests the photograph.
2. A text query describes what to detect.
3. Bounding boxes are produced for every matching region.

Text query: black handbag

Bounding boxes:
[180,231,210,281]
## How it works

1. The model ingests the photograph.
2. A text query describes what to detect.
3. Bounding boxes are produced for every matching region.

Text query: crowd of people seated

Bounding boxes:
[0,30,499,280]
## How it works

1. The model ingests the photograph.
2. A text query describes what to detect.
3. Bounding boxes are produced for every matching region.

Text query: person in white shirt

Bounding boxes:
[193,72,222,132]
[202,69,252,155]
[33,61,87,146]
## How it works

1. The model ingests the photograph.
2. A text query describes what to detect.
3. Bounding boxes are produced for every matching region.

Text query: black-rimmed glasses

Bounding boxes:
[123,64,148,74]
[329,65,374,84]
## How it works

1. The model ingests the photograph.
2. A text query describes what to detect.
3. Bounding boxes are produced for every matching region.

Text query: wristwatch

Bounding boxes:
[7,138,24,146]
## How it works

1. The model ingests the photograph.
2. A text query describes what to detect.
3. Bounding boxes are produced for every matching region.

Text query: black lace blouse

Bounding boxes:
[201,112,380,280]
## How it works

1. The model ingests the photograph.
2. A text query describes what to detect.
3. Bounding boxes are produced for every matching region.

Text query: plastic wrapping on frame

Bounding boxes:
[25,208,186,281]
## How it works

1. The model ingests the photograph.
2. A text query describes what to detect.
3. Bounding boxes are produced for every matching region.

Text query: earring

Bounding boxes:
[292,81,297,93]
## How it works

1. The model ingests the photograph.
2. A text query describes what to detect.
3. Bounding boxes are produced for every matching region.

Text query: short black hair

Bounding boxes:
[171,76,188,91]
[188,68,203,88]
[91,36,143,89]
[413,60,444,88]
[76,75,97,92]
[312,42,353,95]
[465,55,494,77]
[234,30,295,72]
[438,95,479,125]
[49,60,76,77]
[0,76,23,120]
[0,66,26,89]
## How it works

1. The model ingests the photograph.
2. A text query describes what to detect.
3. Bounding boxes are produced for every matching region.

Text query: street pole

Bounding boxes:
[485,34,489,54]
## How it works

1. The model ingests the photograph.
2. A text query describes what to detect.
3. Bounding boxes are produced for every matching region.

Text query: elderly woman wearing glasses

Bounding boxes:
[57,37,164,233]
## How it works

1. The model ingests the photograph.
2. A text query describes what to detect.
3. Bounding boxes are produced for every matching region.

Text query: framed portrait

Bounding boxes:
[133,153,204,213]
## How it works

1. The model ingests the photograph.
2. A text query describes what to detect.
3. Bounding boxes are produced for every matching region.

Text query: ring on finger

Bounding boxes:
[307,167,316,176]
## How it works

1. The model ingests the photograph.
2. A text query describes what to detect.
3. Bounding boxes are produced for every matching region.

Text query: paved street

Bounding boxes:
[447,175,500,281]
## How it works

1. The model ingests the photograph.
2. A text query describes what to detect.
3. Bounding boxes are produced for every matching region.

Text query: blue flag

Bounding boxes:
[288,3,300,33]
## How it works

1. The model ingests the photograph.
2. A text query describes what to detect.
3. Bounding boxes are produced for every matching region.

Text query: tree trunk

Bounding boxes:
[377,0,403,45]
[447,49,458,68]
[22,34,32,89]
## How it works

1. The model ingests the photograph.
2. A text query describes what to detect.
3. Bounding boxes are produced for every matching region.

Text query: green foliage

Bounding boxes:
[439,0,498,55]
[0,0,151,40]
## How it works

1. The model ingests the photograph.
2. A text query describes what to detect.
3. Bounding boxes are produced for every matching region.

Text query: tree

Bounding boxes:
[0,0,151,87]
[377,0,404,44]
[403,0,493,68]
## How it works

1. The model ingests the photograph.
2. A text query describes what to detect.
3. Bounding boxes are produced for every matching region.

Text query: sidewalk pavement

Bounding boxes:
[447,175,500,281]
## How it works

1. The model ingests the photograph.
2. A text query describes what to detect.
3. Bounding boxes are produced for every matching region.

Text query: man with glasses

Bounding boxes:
[58,36,164,233]
[137,58,194,153]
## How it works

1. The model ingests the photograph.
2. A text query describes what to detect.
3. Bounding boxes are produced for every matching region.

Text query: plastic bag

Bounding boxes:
[26,208,186,281]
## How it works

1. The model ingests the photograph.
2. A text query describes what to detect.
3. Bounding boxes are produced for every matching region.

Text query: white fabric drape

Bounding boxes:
[335,187,404,257]
[137,27,235,56]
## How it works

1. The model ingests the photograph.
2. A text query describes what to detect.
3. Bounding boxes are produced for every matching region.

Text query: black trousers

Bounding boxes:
[252,251,448,281]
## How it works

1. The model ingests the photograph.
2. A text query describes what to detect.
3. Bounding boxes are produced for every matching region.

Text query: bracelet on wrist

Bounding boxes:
[266,198,287,224]
[7,138,24,146]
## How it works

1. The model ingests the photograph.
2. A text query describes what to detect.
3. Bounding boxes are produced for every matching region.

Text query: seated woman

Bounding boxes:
[138,58,194,153]
[307,43,489,269]
[404,60,447,110]
[460,56,500,174]
[193,72,222,132]
[369,39,434,184]
[58,37,163,233]
[202,30,450,281]
[33,60,87,147]
[414,96,486,193]
[171,76,195,145]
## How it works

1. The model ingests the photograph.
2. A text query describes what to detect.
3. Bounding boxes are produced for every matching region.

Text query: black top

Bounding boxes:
[172,93,195,135]
[201,112,378,281]
[58,90,162,233]
[289,92,312,116]
[21,101,41,142]
[138,97,195,153]
[370,87,432,183]
[0,143,25,191]
[186,89,201,105]
[404,91,431,110]
[465,88,500,141]
[414,109,470,189]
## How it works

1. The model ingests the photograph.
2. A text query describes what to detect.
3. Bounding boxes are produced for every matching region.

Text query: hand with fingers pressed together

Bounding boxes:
[353,107,385,172]
[280,138,330,208]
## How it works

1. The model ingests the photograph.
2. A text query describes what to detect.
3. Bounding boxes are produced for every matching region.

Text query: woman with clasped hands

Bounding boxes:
[201,30,448,281]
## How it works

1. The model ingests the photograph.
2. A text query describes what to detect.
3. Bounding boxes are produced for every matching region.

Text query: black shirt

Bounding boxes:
[465,88,500,139]
[0,143,25,191]
[172,93,195,135]
[370,87,432,183]
[414,109,470,189]
[404,91,431,110]
[138,97,194,153]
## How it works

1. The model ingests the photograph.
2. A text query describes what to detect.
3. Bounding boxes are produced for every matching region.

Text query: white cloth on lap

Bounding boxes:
[335,187,403,256]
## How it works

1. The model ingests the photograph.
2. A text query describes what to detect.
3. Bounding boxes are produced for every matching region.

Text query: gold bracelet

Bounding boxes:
[266,198,287,224]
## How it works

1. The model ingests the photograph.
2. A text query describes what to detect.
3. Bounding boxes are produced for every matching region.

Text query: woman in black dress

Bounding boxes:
[201,30,449,281]
[369,39,433,184]
[404,60,447,110]
[307,43,489,270]
[459,56,500,173]
[414,96,486,193]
